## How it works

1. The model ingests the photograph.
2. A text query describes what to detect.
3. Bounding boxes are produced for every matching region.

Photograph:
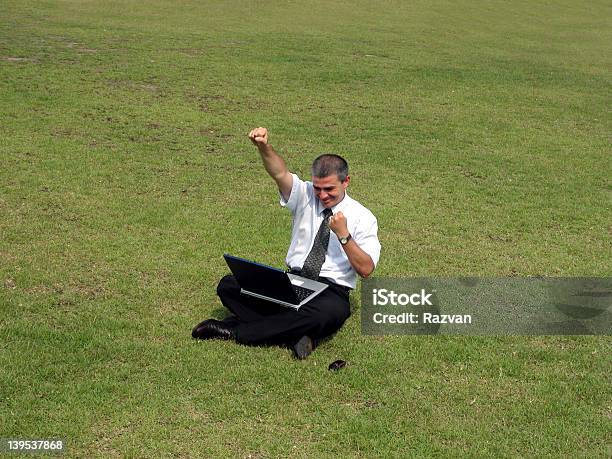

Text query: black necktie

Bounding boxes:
[301,208,333,280]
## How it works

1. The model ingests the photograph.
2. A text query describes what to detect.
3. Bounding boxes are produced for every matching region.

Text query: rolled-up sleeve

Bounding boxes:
[279,173,307,214]
[353,215,381,267]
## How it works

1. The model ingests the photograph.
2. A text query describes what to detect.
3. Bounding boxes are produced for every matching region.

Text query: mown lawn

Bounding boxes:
[1,1,610,457]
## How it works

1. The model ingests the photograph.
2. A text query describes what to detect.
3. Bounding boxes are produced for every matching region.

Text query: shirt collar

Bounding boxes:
[316,191,350,215]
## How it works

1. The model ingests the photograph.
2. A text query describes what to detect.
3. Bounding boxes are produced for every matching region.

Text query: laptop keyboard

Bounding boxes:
[292,285,315,302]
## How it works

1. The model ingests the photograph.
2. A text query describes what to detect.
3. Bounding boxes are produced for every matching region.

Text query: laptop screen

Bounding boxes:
[223,254,298,303]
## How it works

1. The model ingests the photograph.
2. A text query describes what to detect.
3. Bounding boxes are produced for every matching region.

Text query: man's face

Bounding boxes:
[312,174,350,208]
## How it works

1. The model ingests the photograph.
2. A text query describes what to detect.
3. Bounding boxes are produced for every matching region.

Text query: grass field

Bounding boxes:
[1,0,611,457]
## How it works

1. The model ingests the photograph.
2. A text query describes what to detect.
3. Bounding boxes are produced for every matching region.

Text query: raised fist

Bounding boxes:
[248,127,269,147]
[329,211,349,237]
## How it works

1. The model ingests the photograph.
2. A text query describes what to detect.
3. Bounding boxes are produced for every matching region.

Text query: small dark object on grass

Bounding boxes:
[328,360,347,371]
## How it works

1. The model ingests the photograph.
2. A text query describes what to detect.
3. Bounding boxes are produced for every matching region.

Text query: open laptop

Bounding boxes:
[223,254,328,310]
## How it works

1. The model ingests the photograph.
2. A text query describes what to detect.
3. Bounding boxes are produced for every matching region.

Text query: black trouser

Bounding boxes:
[216,273,351,346]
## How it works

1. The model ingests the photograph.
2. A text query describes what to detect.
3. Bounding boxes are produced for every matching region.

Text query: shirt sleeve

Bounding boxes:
[353,214,381,267]
[279,173,308,214]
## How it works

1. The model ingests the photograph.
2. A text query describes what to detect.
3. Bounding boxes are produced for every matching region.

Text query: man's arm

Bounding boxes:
[328,211,376,278]
[248,127,293,201]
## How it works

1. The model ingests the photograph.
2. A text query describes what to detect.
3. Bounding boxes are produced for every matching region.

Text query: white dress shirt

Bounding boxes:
[280,173,381,289]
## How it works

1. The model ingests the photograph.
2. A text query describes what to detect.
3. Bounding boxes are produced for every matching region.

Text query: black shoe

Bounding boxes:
[192,319,235,340]
[292,335,314,360]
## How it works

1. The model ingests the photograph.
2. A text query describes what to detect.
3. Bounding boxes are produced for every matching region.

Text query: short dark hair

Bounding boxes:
[311,154,349,182]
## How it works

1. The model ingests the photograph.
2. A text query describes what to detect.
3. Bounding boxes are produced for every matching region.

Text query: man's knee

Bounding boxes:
[217,274,239,298]
[303,302,350,337]
[322,306,350,331]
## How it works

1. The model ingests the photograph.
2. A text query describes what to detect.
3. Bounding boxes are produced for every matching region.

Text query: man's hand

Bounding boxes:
[329,211,349,238]
[248,127,269,148]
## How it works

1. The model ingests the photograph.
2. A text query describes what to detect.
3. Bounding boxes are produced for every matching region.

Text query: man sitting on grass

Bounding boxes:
[192,127,381,359]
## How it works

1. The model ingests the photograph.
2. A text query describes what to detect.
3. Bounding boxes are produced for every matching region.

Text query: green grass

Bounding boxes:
[1,0,610,457]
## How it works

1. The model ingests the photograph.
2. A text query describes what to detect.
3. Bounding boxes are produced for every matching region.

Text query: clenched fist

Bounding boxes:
[248,127,269,147]
[329,211,349,237]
